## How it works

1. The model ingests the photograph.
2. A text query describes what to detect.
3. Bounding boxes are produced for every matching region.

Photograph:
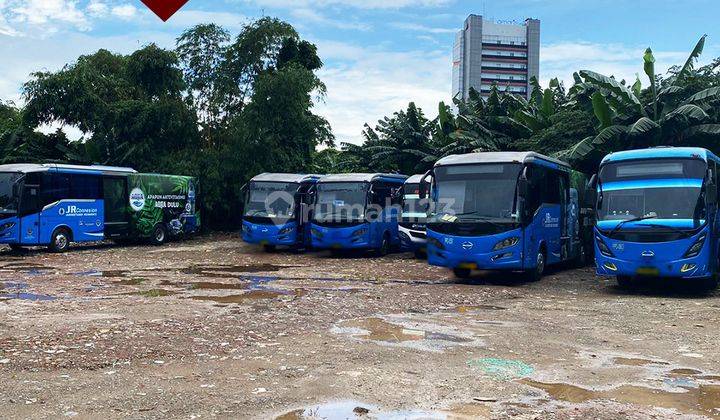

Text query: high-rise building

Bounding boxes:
[452,15,540,101]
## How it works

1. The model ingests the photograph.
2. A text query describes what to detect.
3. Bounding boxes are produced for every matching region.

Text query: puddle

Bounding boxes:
[0,263,49,275]
[275,400,490,420]
[77,270,130,278]
[190,289,301,304]
[185,282,248,290]
[345,317,471,344]
[181,264,297,278]
[0,282,56,301]
[457,305,507,313]
[613,357,670,367]
[521,379,720,418]
[115,278,148,286]
[129,289,178,298]
[670,368,704,376]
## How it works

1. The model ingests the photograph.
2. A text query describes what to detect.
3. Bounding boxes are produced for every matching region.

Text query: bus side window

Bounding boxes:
[69,174,102,200]
[42,173,71,208]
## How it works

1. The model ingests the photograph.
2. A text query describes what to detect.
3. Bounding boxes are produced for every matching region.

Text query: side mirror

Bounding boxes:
[419,170,432,199]
[584,174,598,208]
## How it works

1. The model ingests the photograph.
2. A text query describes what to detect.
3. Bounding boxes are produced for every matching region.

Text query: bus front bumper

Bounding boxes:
[241,222,298,246]
[310,224,371,250]
[595,252,711,278]
[428,246,523,271]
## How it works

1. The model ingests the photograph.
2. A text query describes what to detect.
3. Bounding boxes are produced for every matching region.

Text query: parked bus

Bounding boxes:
[310,173,407,255]
[400,174,431,258]
[421,152,591,280]
[590,147,719,289]
[0,163,199,252]
[241,173,322,252]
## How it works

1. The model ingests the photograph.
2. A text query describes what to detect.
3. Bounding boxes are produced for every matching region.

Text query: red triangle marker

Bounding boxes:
[141,0,190,21]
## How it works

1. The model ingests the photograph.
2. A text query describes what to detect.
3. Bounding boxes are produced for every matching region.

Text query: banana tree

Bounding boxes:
[557,35,720,171]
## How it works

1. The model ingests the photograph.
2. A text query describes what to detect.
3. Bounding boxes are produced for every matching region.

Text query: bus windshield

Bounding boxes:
[0,172,21,216]
[597,159,707,227]
[314,182,368,222]
[244,182,299,219]
[402,183,427,221]
[431,163,522,222]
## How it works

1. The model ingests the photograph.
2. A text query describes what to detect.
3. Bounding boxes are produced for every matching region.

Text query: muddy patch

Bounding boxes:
[181,264,298,278]
[129,289,178,298]
[274,400,491,419]
[115,278,148,286]
[77,270,130,278]
[456,304,508,313]
[332,315,483,352]
[190,289,303,304]
[521,379,720,418]
[0,262,51,275]
[613,357,670,367]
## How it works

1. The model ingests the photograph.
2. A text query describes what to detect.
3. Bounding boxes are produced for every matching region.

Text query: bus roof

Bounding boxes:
[319,173,408,184]
[435,152,570,169]
[601,147,719,165]
[405,174,428,184]
[0,163,137,174]
[251,173,323,183]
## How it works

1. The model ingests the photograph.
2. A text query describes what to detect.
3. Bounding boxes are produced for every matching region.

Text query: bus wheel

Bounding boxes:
[150,224,167,246]
[263,244,276,252]
[703,275,718,290]
[49,228,71,253]
[376,234,390,257]
[617,275,633,289]
[525,248,545,282]
[9,244,24,252]
[453,268,472,279]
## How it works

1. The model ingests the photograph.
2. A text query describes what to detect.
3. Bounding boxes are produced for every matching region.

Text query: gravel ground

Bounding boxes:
[0,233,719,419]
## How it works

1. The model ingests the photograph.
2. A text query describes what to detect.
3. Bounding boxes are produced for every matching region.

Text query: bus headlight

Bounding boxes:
[278,226,294,235]
[352,228,368,237]
[0,222,15,231]
[683,234,706,258]
[427,236,445,250]
[493,237,519,251]
[596,235,614,257]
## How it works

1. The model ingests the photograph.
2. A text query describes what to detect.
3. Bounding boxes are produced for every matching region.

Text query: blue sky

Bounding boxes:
[0,0,718,144]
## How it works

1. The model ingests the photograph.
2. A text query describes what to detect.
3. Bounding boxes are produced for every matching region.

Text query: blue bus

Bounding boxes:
[241,173,322,252]
[422,152,591,280]
[590,147,719,289]
[399,174,431,258]
[310,173,407,255]
[0,163,200,252]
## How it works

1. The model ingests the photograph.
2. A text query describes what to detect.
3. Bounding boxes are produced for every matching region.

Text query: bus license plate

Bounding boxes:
[458,262,478,270]
[637,267,659,276]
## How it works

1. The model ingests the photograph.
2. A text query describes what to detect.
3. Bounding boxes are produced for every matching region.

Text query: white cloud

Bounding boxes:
[540,41,694,89]
[110,4,137,19]
[8,0,89,30]
[86,0,108,17]
[291,8,370,31]
[391,22,455,34]
[314,40,451,145]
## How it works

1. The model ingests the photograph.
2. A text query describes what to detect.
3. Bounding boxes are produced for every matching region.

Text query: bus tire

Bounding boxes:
[263,244,276,253]
[574,244,588,268]
[703,275,718,290]
[453,267,472,279]
[525,247,546,282]
[414,249,426,259]
[49,228,71,253]
[9,244,24,252]
[617,275,633,289]
[376,233,390,257]
[150,224,167,246]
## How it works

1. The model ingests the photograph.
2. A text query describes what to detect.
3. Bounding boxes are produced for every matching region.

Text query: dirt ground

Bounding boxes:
[1,233,719,419]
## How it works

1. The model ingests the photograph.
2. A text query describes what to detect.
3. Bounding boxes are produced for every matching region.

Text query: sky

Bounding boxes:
[0,0,719,144]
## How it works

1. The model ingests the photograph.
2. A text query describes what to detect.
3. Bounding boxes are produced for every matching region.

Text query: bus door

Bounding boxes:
[18,173,41,245]
[559,174,570,261]
[103,176,130,239]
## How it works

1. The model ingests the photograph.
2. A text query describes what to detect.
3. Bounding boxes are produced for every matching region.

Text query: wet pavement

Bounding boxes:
[0,233,719,419]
